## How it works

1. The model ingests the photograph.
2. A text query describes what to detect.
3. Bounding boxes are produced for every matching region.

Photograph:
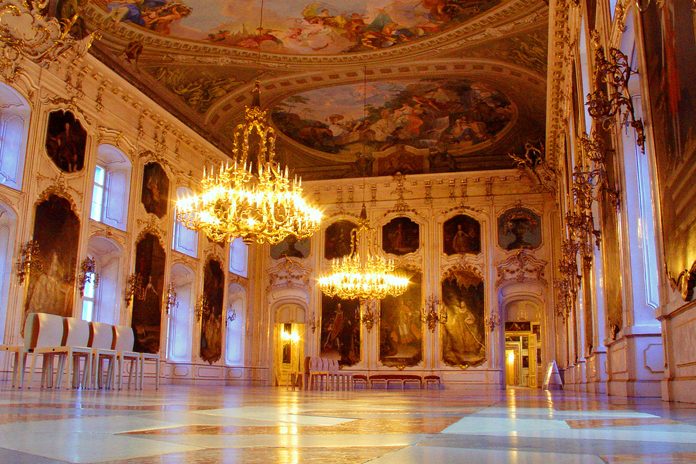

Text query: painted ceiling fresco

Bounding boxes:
[69,0,549,179]
[272,79,515,156]
[96,0,501,54]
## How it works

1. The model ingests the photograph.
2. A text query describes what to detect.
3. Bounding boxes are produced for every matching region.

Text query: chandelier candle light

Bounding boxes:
[319,204,409,315]
[175,82,322,245]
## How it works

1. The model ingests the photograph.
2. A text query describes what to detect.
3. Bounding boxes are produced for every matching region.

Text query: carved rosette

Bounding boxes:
[267,257,311,293]
[496,249,547,287]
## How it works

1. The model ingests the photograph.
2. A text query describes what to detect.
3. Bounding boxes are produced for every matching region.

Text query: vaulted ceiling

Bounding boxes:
[77,0,548,180]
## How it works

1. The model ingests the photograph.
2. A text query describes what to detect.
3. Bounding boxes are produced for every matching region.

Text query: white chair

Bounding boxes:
[139,348,160,390]
[53,317,92,389]
[90,322,117,390]
[0,313,42,388]
[113,325,140,390]
[26,313,69,389]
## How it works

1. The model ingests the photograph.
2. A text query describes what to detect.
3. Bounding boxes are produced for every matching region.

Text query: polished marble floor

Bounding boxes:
[1,383,696,463]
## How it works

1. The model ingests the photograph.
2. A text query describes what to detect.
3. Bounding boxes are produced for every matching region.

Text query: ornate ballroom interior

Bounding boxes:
[0,0,695,463]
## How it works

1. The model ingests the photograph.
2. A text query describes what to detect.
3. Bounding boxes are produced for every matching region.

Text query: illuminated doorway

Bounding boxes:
[274,322,304,387]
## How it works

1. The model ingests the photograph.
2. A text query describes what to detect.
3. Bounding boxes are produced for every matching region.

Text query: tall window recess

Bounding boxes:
[89,145,131,231]
[172,187,198,257]
[619,16,660,316]
[0,203,16,344]
[84,236,123,324]
[168,263,194,362]
[0,84,29,190]
[225,284,245,366]
[229,238,248,278]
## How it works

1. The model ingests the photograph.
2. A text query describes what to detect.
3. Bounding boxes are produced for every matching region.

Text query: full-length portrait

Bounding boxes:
[200,259,224,364]
[380,270,422,367]
[131,233,166,353]
[24,195,80,323]
[320,295,360,367]
[441,268,485,367]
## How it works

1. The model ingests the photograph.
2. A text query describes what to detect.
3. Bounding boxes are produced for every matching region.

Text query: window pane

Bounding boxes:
[94,165,105,185]
[83,272,95,299]
[82,301,93,322]
[229,238,248,277]
[90,184,104,221]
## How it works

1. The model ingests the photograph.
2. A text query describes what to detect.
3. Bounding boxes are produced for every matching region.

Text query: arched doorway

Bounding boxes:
[273,303,305,387]
[504,298,543,388]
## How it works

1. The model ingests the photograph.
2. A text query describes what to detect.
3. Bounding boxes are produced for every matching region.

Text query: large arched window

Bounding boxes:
[0,84,30,190]
[167,263,194,362]
[0,203,16,343]
[229,238,248,277]
[90,145,131,231]
[172,187,198,257]
[83,236,123,324]
[225,284,245,365]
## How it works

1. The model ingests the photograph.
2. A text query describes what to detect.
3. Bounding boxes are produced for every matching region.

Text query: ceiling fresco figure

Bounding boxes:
[96,0,502,55]
[272,79,514,157]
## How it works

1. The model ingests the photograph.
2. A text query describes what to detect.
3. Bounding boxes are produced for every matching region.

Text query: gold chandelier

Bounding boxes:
[176,82,322,244]
[318,205,409,301]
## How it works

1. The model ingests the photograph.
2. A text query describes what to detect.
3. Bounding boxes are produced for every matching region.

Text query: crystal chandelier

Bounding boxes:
[176,82,322,244]
[318,204,409,301]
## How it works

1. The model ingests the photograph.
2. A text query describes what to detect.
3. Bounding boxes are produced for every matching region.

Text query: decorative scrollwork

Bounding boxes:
[586,35,645,151]
[421,295,447,333]
[360,299,378,332]
[508,141,557,192]
[0,1,100,82]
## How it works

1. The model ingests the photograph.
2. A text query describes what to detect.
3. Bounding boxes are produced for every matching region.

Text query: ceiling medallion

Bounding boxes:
[175,81,322,244]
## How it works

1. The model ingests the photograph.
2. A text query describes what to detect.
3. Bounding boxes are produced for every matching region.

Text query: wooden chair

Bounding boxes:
[113,325,140,390]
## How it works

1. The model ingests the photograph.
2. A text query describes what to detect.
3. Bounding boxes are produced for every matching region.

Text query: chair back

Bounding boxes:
[26,313,64,349]
[114,325,135,352]
[90,322,114,350]
[64,317,91,347]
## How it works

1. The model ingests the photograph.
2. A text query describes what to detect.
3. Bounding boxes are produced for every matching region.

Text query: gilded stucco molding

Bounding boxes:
[267,257,311,293]
[35,172,82,211]
[495,249,548,287]
[135,214,165,245]
[0,1,99,83]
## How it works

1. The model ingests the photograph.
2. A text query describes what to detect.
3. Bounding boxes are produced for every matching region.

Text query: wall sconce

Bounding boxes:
[484,313,500,332]
[124,273,145,306]
[307,309,318,333]
[360,300,378,332]
[586,37,645,151]
[77,256,99,297]
[195,294,210,321]
[226,306,237,323]
[421,295,447,333]
[164,282,178,316]
[15,240,42,285]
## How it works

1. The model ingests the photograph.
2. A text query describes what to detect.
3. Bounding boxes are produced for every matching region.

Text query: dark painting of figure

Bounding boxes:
[382,217,419,256]
[320,295,360,367]
[45,110,87,173]
[441,269,486,367]
[641,1,696,293]
[443,215,481,255]
[497,208,541,250]
[141,162,169,218]
[200,259,224,364]
[270,234,310,259]
[24,195,80,325]
[132,233,166,354]
[324,220,357,260]
[380,270,422,367]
